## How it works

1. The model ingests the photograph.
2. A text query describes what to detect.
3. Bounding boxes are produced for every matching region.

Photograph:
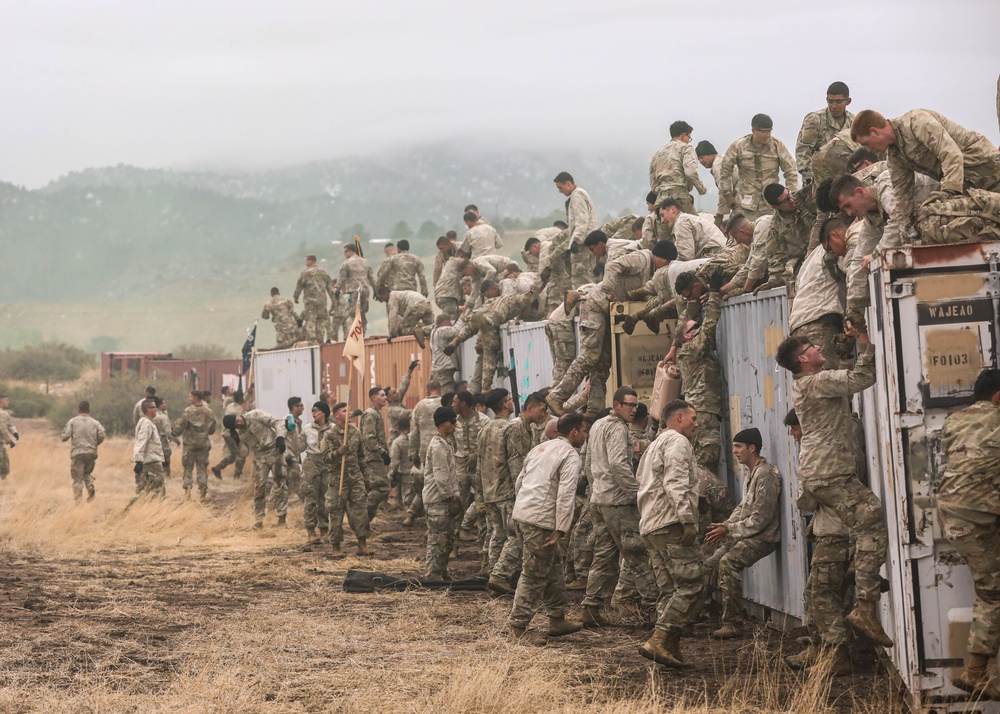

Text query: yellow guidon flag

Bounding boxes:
[342,289,365,375]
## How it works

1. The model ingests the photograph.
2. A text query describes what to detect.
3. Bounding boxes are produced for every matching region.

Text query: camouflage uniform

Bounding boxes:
[454,410,490,526]
[429,321,461,393]
[323,420,371,545]
[261,294,300,349]
[698,466,736,553]
[60,413,105,502]
[650,139,707,213]
[538,227,573,311]
[479,416,515,572]
[670,213,727,261]
[793,342,886,603]
[339,255,378,330]
[407,395,441,517]
[434,256,465,320]
[937,401,1000,657]
[490,416,534,582]
[451,293,536,393]
[172,403,218,498]
[582,413,658,609]
[759,193,816,289]
[798,486,852,646]
[360,406,391,520]
[294,265,335,344]
[376,251,429,296]
[423,433,462,579]
[521,248,540,273]
[730,215,773,290]
[886,109,1000,234]
[214,400,248,478]
[789,245,847,369]
[548,285,610,415]
[719,135,798,221]
[676,293,724,471]
[386,290,434,337]
[637,429,706,635]
[152,409,176,477]
[329,289,348,342]
[566,186,599,288]
[460,223,503,258]
[710,157,739,220]
[464,255,512,313]
[386,371,412,445]
[705,457,782,624]
[796,107,854,186]
[389,432,415,509]
[544,302,577,386]
[238,409,288,522]
[133,415,166,497]
[283,414,305,501]
[433,246,455,290]
[300,420,331,530]
[641,213,673,250]
[0,407,17,479]
[810,126,859,189]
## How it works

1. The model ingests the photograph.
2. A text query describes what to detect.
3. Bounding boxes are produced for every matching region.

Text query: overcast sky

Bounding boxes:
[2,0,998,188]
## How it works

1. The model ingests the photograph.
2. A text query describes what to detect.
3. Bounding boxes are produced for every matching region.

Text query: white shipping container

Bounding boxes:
[253,346,323,427]
[502,320,553,401]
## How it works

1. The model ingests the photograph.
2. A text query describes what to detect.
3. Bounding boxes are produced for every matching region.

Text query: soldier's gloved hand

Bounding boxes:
[276,436,286,454]
[381,451,391,466]
[643,315,661,334]
[622,315,638,335]
[133,461,144,475]
[408,360,420,372]
[713,213,724,229]
[920,189,958,208]
[844,310,867,334]
[443,344,456,357]
[229,429,241,447]
[13,433,18,441]
[569,241,579,254]
[474,343,483,354]
[334,444,347,456]
[296,319,304,328]
[752,279,778,296]
[708,267,725,293]
[680,522,698,547]
[7,441,14,449]
[626,288,649,301]
[285,415,296,432]
[724,287,745,300]
[163,458,170,470]
[697,185,708,196]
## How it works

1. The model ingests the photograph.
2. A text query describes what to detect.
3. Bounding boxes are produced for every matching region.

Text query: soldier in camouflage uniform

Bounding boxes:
[226,408,288,529]
[479,389,517,592]
[293,255,336,344]
[433,233,457,289]
[328,279,349,342]
[751,184,817,293]
[60,400,105,503]
[282,397,306,503]
[262,287,301,349]
[581,387,658,626]
[403,381,444,525]
[936,369,1000,699]
[719,114,798,221]
[777,325,893,649]
[697,465,736,555]
[430,315,461,394]
[338,244,378,331]
[151,397,178,478]
[453,392,491,549]
[657,199,727,261]
[704,428,782,639]
[376,239,428,296]
[555,172,599,289]
[796,82,854,187]
[423,407,462,580]
[172,390,218,500]
[544,300,577,387]
[649,120,708,213]
[360,387,392,522]
[386,360,417,445]
[434,252,465,321]
[390,416,414,512]
[675,288,725,471]
[212,390,248,479]
[323,402,373,555]
[696,142,738,225]
[376,287,434,347]
[0,395,18,480]
[133,399,166,498]
[300,401,332,544]
[522,237,541,272]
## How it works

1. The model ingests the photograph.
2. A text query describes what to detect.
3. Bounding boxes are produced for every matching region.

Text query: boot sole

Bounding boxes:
[548,626,584,637]
[638,645,684,668]
[846,613,894,647]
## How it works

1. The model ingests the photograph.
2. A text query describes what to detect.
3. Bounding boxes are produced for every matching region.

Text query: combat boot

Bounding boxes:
[319,526,329,541]
[276,515,286,527]
[508,626,547,647]
[199,490,208,502]
[545,393,565,417]
[449,547,459,559]
[563,290,581,314]
[184,487,191,500]
[638,629,683,668]
[955,653,1000,700]
[665,630,686,666]
[87,488,96,502]
[357,538,374,556]
[581,605,615,628]
[330,541,342,556]
[459,528,477,542]
[710,622,742,640]
[212,465,223,480]
[565,576,587,591]
[252,519,264,530]
[487,576,515,596]
[413,324,426,350]
[402,513,414,527]
[305,527,317,543]
[547,616,584,637]
[846,599,894,647]
[785,643,817,670]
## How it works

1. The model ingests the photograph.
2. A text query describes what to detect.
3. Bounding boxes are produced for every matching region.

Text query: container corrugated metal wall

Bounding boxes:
[253,347,321,424]
[147,358,242,396]
[501,321,552,401]
[457,339,478,387]
[321,338,432,416]
[718,288,807,622]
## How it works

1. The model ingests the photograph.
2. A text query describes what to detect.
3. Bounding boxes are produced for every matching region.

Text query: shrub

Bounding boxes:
[47,376,192,436]
[0,383,56,418]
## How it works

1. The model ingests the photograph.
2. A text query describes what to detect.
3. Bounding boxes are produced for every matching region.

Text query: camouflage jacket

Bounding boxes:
[173,404,218,449]
[408,395,441,466]
[422,434,460,506]
[261,295,298,326]
[670,213,726,261]
[477,416,514,503]
[566,187,598,248]
[676,293,724,416]
[796,107,853,185]
[339,256,377,299]
[460,223,503,258]
[719,135,798,215]
[588,413,638,506]
[377,252,428,296]
[454,411,490,471]
[725,457,782,542]
[938,400,1000,514]
[601,249,655,301]
[360,406,388,463]
[322,422,368,483]
[764,196,816,283]
[294,266,335,306]
[649,139,706,201]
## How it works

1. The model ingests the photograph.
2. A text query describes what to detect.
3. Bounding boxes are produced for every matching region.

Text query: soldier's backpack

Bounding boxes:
[915,189,1000,245]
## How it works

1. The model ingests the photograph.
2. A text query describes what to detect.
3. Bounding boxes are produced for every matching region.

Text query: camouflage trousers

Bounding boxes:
[582,504,658,608]
[705,537,778,623]
[393,306,435,337]
[694,411,722,472]
[569,498,594,579]
[801,472,887,602]
[328,309,349,342]
[470,329,503,394]
[549,324,611,414]
[508,522,569,629]
[301,300,328,343]
[644,523,708,634]
[545,322,576,387]
[435,296,460,321]
[70,453,97,503]
[431,368,457,395]
[806,534,851,646]
[613,557,656,605]
[215,434,248,478]
[365,461,391,520]
[401,467,421,513]
[274,322,299,350]
[163,446,173,478]
[0,443,9,478]
[791,313,843,371]
[284,454,302,498]
[661,192,696,215]
[405,469,425,518]
[325,471,371,544]
[299,457,329,530]
[182,444,211,496]
[252,448,287,520]
[938,504,1000,655]
[485,499,520,578]
[545,271,573,319]
[135,461,166,498]
[450,465,475,551]
[425,499,462,579]
[571,249,596,289]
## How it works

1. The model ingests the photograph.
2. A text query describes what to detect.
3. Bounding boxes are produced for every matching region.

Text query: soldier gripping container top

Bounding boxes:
[262,287,301,349]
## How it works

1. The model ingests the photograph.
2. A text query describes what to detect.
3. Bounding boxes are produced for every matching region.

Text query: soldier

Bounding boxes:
[172,390,218,500]
[753,183,816,292]
[704,428,782,639]
[261,287,301,349]
[283,397,306,499]
[696,140,738,226]
[554,171,599,288]
[522,237,541,272]
[386,359,419,445]
[151,396,178,478]
[460,253,512,313]
[796,82,855,187]
[935,369,1000,699]
[428,314,461,394]
[338,244,378,330]
[636,400,705,667]
[383,242,397,258]
[507,412,589,645]
[360,387,392,522]
[377,239,429,297]
[649,120,708,213]
[479,388,517,591]
[301,401,332,545]
[212,389,248,479]
[434,249,466,321]
[454,391,490,541]
[293,255,336,344]
[722,213,774,297]
[376,286,434,348]
[459,212,503,258]
[133,399,166,498]
[719,114,798,221]
[389,415,415,511]
[132,385,156,424]
[581,387,658,627]
[403,380,444,526]
[224,408,288,529]
[322,402,374,556]
[60,400,105,503]
[433,234,457,292]
[851,108,1000,235]
[656,199,727,261]
[327,279,349,341]
[423,407,462,580]
[544,298,577,386]
[776,323,893,648]
[583,229,640,264]
[537,222,573,311]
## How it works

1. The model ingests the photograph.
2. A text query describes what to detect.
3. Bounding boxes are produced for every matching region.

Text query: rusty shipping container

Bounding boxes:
[146,358,243,396]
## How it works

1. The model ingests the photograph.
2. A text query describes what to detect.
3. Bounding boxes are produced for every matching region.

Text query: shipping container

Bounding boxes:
[253,346,322,425]
[321,337,432,416]
[101,352,171,380]
[610,301,675,406]
[501,320,553,403]
[146,358,242,396]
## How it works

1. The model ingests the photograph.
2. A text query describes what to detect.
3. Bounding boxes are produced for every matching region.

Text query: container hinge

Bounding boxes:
[904,542,935,560]
[889,281,914,299]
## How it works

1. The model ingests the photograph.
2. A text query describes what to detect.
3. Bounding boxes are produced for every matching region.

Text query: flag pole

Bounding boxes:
[339,289,364,495]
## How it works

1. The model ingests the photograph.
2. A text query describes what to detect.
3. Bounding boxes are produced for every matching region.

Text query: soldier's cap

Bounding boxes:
[695,140,717,158]
[651,240,678,261]
[733,427,762,452]
[222,415,238,430]
[646,190,658,205]
[434,406,458,426]
[312,401,330,418]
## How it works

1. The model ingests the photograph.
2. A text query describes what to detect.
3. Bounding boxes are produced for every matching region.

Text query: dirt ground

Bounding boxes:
[0,420,902,713]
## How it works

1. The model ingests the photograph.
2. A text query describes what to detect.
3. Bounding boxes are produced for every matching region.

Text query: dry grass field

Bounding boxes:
[0,420,903,713]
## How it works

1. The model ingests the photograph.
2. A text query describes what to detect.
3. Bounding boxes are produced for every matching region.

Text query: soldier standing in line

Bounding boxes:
[719,114,798,221]
[389,415,415,512]
[479,389,517,592]
[0,394,19,480]
[225,408,288,529]
[453,392,491,547]
[403,380,444,526]
[360,387,392,522]
[151,396,178,478]
[261,287,301,349]
[60,400,105,503]
[423,407,462,580]
[338,243,378,331]
[796,82,855,188]
[300,401,332,545]
[293,255,336,344]
[133,399,166,498]
[213,389,248,479]
[323,401,374,556]
[172,390,218,500]
[649,120,708,213]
